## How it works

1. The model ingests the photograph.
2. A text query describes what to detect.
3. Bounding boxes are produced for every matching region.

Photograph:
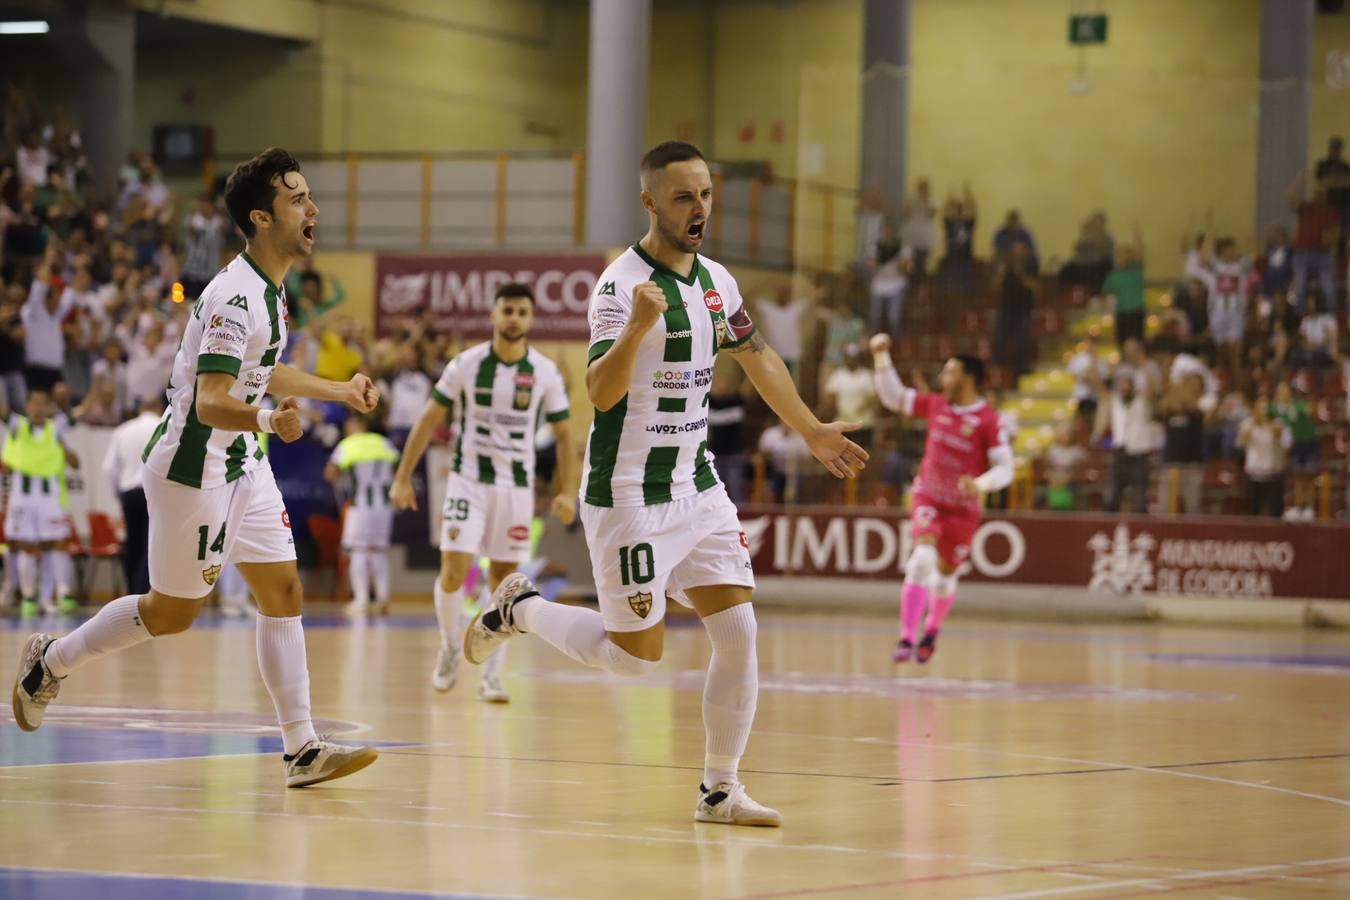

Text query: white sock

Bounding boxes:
[44,594,152,678]
[54,551,72,597]
[255,613,318,756]
[482,641,508,681]
[513,597,656,677]
[38,551,56,605]
[433,582,463,647]
[17,552,37,598]
[348,551,370,606]
[700,604,759,788]
[369,551,390,605]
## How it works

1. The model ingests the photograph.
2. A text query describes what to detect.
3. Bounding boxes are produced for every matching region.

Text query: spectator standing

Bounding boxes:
[383,345,432,448]
[992,241,1037,381]
[867,251,908,341]
[1289,173,1339,313]
[754,284,809,382]
[936,183,978,296]
[1314,136,1350,239]
[1291,290,1339,392]
[1062,211,1115,295]
[757,417,812,504]
[1270,381,1320,520]
[899,177,937,281]
[1196,237,1250,384]
[1066,334,1110,430]
[1238,401,1290,517]
[21,248,73,391]
[1042,424,1085,511]
[992,209,1039,274]
[0,288,26,410]
[822,343,878,448]
[1103,226,1146,346]
[1157,374,1211,515]
[1261,225,1295,302]
[179,193,228,299]
[1092,367,1156,514]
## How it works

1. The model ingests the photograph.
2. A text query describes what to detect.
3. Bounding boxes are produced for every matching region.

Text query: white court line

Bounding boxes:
[754,727,1350,809]
[975,855,1350,899]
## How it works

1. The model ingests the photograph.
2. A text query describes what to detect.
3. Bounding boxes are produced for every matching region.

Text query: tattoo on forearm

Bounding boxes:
[727,332,768,355]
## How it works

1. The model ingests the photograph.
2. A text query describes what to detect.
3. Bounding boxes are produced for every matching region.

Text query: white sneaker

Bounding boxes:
[372,600,391,617]
[12,633,61,732]
[695,782,782,827]
[463,572,539,665]
[431,642,458,692]
[284,735,379,788]
[478,675,510,704]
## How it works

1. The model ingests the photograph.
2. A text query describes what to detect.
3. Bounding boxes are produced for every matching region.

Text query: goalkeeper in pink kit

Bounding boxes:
[870,334,1014,663]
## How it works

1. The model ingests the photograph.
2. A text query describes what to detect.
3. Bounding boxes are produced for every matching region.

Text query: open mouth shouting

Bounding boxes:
[301,222,316,247]
[686,219,706,247]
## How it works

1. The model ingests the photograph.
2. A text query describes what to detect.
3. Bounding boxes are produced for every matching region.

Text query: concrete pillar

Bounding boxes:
[859,0,910,222]
[52,4,135,200]
[1256,0,1313,235]
[585,0,651,247]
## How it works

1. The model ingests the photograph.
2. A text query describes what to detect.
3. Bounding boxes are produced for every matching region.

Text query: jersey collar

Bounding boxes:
[632,242,701,287]
[240,251,280,295]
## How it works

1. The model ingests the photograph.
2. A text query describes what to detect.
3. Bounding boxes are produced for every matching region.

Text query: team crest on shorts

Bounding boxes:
[627,591,653,619]
[201,565,222,586]
[448,526,460,541]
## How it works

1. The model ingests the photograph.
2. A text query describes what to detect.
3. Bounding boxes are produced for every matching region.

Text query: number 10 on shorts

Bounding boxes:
[618,543,654,586]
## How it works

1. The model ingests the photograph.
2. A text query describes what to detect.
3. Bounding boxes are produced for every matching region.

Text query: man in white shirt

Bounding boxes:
[753,285,808,380]
[1091,367,1156,514]
[102,396,165,594]
[757,418,813,503]
[822,344,878,446]
[1066,334,1110,424]
[381,347,432,448]
[121,320,176,409]
[22,254,75,392]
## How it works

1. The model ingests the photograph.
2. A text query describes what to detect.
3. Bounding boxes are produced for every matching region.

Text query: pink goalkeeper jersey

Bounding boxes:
[910,394,1007,508]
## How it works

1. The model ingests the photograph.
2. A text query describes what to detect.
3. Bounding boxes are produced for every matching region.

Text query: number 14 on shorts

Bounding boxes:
[197,523,226,560]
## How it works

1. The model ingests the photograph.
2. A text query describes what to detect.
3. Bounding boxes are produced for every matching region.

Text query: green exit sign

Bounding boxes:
[1069,14,1108,45]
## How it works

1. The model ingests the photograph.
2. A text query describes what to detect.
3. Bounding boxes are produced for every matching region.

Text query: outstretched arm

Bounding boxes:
[869,333,916,414]
[728,331,868,479]
[269,363,378,413]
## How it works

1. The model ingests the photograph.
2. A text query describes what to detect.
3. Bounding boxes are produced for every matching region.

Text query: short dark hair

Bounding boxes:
[224,148,301,239]
[494,282,534,306]
[1215,237,1236,256]
[953,353,986,387]
[641,141,705,179]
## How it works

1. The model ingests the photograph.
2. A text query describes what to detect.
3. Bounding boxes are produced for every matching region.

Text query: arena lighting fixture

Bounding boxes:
[0,20,49,34]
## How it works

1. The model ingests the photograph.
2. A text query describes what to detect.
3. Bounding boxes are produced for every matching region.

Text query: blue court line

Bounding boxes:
[1146,652,1350,673]
[0,866,523,900]
[0,724,412,768]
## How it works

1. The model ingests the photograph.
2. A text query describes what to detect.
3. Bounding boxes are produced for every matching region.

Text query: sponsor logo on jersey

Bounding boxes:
[666,329,693,339]
[245,369,268,389]
[514,373,535,388]
[201,564,222,586]
[598,281,616,296]
[508,524,530,541]
[226,294,249,310]
[702,289,724,312]
[627,591,653,618]
[645,417,708,435]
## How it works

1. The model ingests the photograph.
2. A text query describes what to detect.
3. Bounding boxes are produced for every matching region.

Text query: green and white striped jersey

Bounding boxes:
[432,342,570,490]
[329,432,399,508]
[143,253,288,489]
[583,244,757,509]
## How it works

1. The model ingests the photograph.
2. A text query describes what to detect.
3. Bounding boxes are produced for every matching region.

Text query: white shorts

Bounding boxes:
[3,493,68,544]
[580,488,754,633]
[144,462,297,600]
[438,471,532,563]
[342,506,393,550]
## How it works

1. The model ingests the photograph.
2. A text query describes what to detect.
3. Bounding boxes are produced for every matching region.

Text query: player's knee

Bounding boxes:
[141,592,203,636]
[439,555,471,591]
[934,570,959,598]
[603,641,662,677]
[904,543,938,587]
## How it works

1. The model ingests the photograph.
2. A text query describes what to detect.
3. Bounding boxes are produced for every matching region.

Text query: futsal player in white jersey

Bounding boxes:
[390,282,578,704]
[12,149,383,787]
[465,142,868,826]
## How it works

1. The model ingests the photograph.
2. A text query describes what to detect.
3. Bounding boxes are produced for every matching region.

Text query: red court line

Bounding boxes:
[1091,863,1350,899]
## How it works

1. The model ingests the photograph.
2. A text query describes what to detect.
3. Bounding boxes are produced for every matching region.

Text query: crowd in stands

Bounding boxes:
[3,85,1345,519]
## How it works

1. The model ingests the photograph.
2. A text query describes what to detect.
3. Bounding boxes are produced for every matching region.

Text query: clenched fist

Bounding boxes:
[869,333,892,357]
[272,397,304,443]
[629,281,669,333]
[389,475,416,511]
[345,374,380,413]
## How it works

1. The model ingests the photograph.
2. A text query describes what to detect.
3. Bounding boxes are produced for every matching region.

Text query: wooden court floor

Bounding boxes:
[1,605,1347,899]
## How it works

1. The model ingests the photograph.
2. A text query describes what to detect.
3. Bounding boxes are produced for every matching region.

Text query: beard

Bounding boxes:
[497,327,526,342]
[659,218,699,255]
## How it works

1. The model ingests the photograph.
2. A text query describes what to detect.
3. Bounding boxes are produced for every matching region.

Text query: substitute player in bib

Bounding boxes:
[12,149,383,787]
[324,414,399,615]
[870,333,1013,663]
[464,142,869,826]
[2,388,80,617]
[390,282,578,704]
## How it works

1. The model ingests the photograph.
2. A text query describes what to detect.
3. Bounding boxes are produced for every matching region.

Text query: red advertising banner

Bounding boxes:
[374,253,606,341]
[737,505,1350,601]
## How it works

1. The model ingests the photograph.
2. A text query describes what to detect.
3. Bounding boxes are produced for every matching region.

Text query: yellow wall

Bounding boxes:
[132,0,319,41]
[909,0,1261,280]
[1311,12,1350,170]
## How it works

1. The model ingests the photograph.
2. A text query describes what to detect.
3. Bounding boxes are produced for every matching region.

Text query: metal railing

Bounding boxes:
[203,151,858,270]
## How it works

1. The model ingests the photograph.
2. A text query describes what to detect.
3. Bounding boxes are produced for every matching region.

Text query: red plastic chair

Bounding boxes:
[80,512,125,598]
[306,513,347,601]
